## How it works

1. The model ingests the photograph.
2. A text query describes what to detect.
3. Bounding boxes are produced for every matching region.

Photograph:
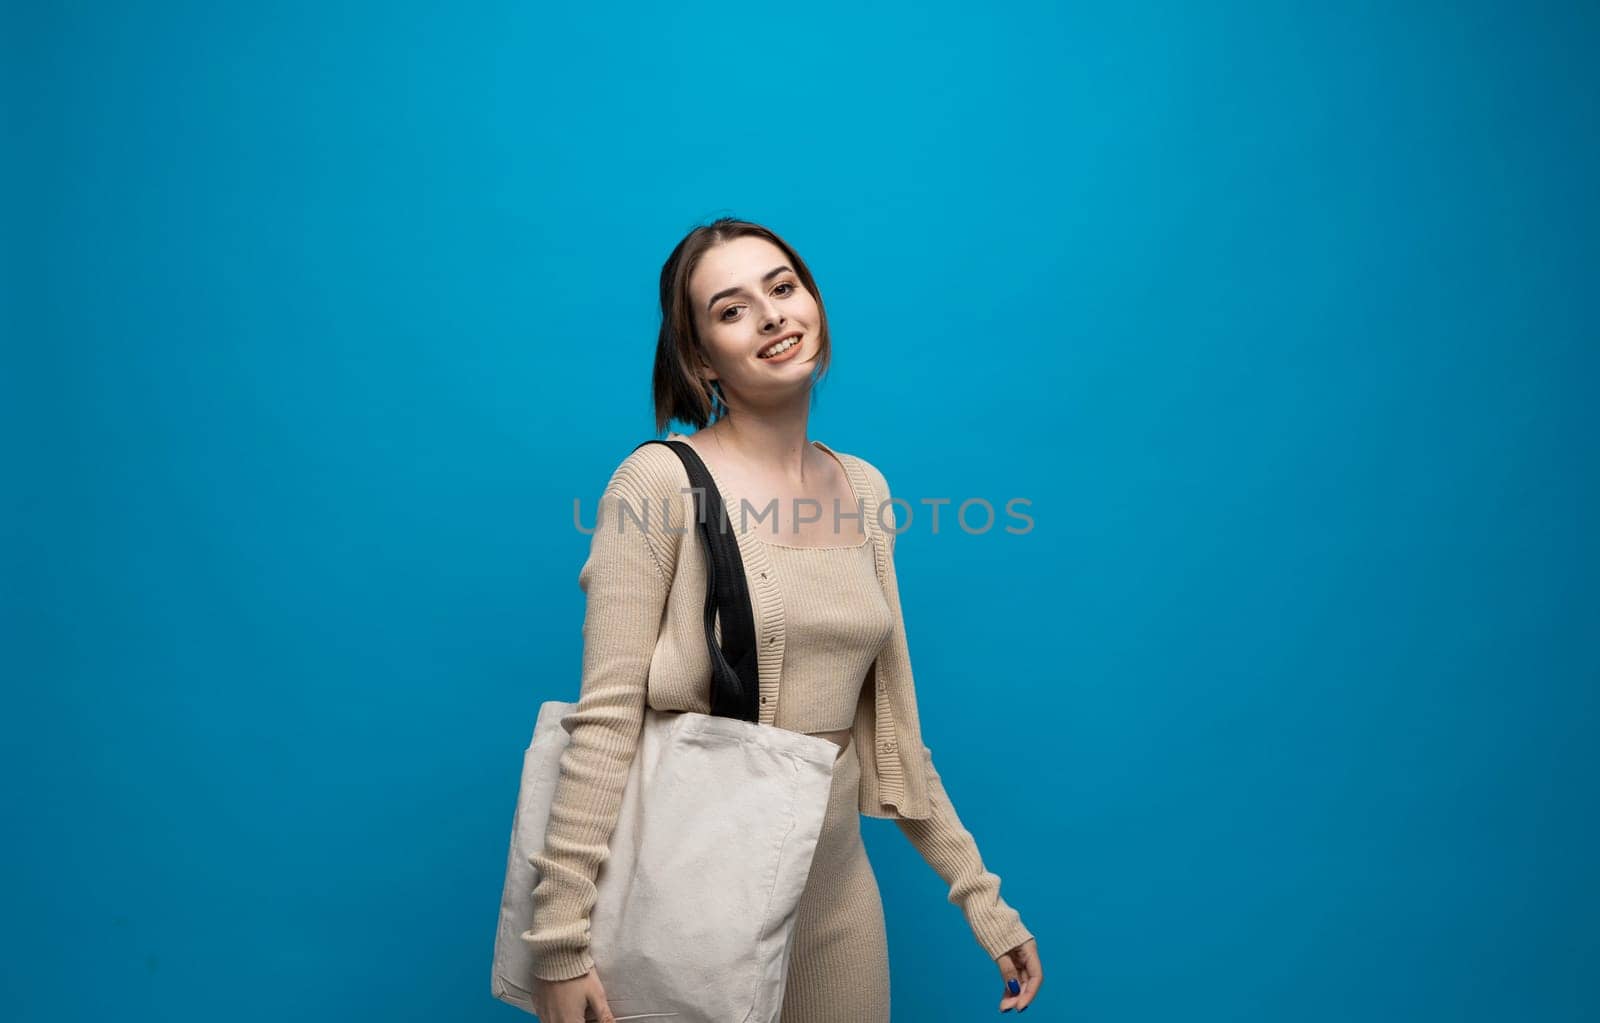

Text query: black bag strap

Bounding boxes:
[631,439,761,724]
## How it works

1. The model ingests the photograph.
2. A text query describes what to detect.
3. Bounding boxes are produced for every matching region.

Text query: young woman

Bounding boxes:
[526,218,1043,1022]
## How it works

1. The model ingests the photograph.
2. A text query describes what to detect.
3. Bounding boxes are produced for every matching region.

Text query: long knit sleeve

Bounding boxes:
[869,463,1035,961]
[520,451,677,982]
[895,744,1036,960]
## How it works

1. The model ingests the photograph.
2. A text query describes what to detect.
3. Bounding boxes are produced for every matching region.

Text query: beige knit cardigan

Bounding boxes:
[523,438,1033,981]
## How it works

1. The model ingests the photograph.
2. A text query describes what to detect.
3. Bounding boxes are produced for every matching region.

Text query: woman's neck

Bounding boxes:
[692,413,818,484]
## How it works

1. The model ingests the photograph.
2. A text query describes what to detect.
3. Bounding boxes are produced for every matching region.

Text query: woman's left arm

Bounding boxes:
[862,458,1035,963]
[893,742,1036,960]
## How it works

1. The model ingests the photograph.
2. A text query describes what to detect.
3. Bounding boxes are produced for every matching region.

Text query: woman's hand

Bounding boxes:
[996,937,1043,1013]
[530,968,616,1023]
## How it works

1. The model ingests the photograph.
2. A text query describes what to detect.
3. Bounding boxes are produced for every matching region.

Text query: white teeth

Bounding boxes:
[760,336,799,358]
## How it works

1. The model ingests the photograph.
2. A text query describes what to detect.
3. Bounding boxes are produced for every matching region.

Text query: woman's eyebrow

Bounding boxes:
[706,265,794,312]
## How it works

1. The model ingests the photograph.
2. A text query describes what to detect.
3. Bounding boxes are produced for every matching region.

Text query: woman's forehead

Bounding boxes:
[692,236,789,289]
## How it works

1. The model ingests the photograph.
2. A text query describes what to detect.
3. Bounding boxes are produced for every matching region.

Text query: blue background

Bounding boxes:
[7,1,1596,1020]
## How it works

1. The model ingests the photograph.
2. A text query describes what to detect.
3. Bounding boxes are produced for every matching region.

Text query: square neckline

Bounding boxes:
[662,433,873,551]
[761,532,872,552]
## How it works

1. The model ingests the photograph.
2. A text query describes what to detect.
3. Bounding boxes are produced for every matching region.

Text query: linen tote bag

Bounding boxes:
[492,439,841,1022]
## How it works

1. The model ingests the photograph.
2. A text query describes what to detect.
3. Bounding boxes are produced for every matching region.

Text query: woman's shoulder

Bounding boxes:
[605,437,694,499]
[816,442,904,548]
[816,440,894,504]
[590,440,695,571]
[621,439,706,497]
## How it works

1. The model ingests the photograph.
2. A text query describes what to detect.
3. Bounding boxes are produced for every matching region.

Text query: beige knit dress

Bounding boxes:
[762,536,895,1022]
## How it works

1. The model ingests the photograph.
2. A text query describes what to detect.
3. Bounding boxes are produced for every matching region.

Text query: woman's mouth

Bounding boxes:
[757,334,803,361]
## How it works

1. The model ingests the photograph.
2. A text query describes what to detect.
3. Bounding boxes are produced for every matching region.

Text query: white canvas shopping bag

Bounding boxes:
[493,702,838,1021]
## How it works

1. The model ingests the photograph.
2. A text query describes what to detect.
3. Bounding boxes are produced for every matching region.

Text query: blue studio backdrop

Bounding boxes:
[7,2,1596,1021]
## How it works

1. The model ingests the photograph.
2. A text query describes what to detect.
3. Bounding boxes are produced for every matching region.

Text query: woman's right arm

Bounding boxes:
[521,446,681,982]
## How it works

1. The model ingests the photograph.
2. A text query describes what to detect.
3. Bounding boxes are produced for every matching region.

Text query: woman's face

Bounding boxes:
[688,235,821,404]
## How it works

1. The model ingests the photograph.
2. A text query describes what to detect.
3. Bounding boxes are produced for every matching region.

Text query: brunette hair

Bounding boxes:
[652,217,833,433]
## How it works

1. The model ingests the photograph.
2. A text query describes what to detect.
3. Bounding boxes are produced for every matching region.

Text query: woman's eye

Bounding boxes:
[719,283,795,320]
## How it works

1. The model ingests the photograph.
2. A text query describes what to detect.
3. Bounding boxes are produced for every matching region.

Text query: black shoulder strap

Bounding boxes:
[631,439,761,724]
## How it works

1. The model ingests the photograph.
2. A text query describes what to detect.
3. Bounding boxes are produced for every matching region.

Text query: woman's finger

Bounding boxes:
[1013,940,1043,1011]
[996,953,1024,1012]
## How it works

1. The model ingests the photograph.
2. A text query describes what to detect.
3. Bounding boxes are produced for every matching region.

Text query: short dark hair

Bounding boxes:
[652,217,833,433]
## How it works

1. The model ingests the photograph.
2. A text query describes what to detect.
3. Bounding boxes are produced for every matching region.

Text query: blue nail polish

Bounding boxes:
[1007,979,1020,996]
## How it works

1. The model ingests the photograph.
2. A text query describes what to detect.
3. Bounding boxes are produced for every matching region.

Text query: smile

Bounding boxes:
[758,334,802,359]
